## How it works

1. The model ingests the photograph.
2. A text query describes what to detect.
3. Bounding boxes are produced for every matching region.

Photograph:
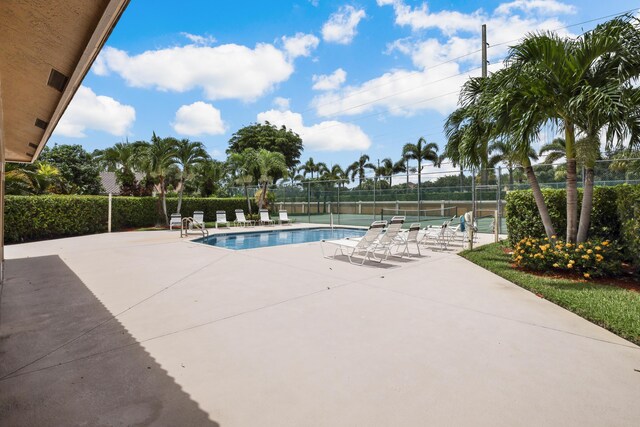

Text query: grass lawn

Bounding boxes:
[461,242,640,346]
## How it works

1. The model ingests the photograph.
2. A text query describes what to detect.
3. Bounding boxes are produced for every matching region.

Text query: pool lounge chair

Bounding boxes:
[191,211,206,229]
[169,213,182,230]
[279,210,291,225]
[351,217,405,259]
[235,209,255,227]
[395,223,422,257]
[375,216,406,259]
[215,210,230,228]
[321,222,386,265]
[259,209,274,226]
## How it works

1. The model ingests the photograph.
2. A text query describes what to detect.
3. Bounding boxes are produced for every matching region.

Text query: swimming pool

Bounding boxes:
[196,227,366,250]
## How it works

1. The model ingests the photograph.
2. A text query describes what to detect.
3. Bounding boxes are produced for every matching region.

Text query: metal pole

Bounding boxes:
[373,176,377,221]
[417,164,421,222]
[482,24,488,78]
[471,171,476,250]
[307,181,311,224]
[108,193,112,233]
[337,180,341,225]
[496,166,501,235]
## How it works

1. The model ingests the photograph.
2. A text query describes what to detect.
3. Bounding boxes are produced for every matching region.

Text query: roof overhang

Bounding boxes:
[0,0,130,163]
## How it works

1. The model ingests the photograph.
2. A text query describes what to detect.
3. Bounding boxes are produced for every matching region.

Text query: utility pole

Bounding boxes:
[482,24,488,78]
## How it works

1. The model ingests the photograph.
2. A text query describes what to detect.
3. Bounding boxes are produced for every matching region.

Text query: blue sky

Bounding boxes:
[51,0,639,173]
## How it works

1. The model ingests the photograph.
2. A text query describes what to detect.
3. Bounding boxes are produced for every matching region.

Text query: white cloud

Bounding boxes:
[273,97,291,110]
[496,0,576,15]
[181,32,217,46]
[257,109,371,151]
[172,101,226,136]
[378,0,573,35]
[312,68,347,91]
[313,1,574,118]
[55,86,135,137]
[94,43,294,102]
[282,32,320,58]
[322,5,366,44]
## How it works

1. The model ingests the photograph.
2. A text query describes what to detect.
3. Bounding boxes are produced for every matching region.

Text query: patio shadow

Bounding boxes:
[0,255,219,427]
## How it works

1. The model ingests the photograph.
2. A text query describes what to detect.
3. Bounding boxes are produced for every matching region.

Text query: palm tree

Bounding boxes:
[490,140,538,185]
[228,150,256,214]
[402,137,439,208]
[173,138,209,214]
[298,157,327,180]
[403,137,439,183]
[396,154,416,186]
[375,158,404,185]
[193,159,225,197]
[445,68,558,239]
[538,138,566,164]
[5,162,62,195]
[254,149,288,210]
[505,17,640,242]
[140,133,177,225]
[346,154,375,188]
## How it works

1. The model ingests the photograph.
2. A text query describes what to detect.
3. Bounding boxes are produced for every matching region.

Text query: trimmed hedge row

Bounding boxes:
[505,184,640,265]
[5,195,253,244]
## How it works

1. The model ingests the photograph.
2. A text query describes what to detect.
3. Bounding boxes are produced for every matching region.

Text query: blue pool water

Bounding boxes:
[196,227,366,250]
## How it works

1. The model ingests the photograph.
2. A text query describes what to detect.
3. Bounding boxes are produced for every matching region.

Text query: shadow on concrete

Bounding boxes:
[0,255,219,426]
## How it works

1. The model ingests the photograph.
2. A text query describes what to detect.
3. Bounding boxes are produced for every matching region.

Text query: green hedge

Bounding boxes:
[5,195,252,244]
[505,184,640,265]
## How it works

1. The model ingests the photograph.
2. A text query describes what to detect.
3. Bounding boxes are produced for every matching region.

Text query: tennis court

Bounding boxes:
[289,207,506,234]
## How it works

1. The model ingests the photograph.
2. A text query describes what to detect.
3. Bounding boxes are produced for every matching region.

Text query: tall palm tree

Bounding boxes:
[403,137,439,208]
[227,150,256,215]
[490,140,538,185]
[446,69,558,239]
[173,138,209,214]
[254,149,288,210]
[375,158,404,185]
[346,154,375,188]
[396,154,416,185]
[298,157,327,180]
[141,133,177,225]
[505,16,640,242]
[402,137,439,187]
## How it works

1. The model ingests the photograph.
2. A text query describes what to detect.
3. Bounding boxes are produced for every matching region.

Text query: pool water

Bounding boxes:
[196,227,366,250]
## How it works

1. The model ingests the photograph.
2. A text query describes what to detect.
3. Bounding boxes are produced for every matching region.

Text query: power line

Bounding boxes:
[317,65,481,118]
[303,7,640,118]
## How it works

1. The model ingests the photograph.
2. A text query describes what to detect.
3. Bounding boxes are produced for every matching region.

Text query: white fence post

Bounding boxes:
[108,193,112,233]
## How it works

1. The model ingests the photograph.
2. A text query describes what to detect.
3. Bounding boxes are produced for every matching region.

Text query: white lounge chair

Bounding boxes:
[259,209,274,226]
[352,216,405,260]
[235,209,255,227]
[215,210,229,228]
[279,210,291,225]
[169,213,182,230]
[421,222,450,250]
[395,223,422,257]
[191,211,205,229]
[321,222,386,265]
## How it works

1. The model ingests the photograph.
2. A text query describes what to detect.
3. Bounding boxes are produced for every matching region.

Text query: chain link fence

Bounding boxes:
[226,158,640,234]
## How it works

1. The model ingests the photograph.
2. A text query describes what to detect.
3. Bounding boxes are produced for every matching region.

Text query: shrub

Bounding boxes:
[505,184,639,266]
[5,195,107,243]
[513,236,622,278]
[5,195,254,244]
[505,188,566,245]
[616,185,640,266]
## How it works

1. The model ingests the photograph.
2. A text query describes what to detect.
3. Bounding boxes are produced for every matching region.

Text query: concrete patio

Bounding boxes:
[1,226,639,426]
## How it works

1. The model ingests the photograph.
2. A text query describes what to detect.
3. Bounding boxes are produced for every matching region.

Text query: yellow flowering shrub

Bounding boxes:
[512,237,621,278]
